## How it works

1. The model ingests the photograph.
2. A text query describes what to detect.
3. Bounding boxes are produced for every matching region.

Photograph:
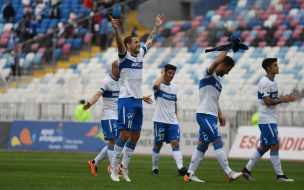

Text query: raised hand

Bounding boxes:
[155,14,165,27]
[109,15,119,29]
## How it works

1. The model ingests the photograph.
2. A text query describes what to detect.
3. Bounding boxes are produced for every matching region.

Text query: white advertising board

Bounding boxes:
[228,126,304,161]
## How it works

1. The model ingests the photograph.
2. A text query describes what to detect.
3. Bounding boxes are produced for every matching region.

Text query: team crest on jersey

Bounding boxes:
[131,62,142,68]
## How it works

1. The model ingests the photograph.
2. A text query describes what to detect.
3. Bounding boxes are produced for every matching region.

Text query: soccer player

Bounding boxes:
[184,51,243,183]
[85,60,120,177]
[151,64,187,176]
[242,58,297,182]
[109,14,165,182]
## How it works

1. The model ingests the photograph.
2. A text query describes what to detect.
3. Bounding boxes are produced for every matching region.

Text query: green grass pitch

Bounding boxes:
[0,150,303,190]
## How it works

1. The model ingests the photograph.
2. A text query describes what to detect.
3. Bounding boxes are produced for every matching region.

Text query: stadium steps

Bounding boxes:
[0,76,33,94]
[125,10,150,37]
[32,46,100,78]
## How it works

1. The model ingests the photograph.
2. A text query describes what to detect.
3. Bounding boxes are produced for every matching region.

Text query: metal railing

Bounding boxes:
[0,101,303,127]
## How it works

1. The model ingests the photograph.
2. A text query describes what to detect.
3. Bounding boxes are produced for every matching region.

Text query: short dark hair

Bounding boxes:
[124,36,136,47]
[79,99,85,104]
[223,56,235,67]
[262,58,277,71]
[164,64,177,72]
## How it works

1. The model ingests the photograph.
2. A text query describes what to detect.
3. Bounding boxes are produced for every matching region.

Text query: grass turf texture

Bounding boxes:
[0,150,303,190]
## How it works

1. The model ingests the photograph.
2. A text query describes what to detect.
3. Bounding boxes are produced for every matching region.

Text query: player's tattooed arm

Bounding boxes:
[110,15,126,55]
[146,14,165,48]
[264,94,297,105]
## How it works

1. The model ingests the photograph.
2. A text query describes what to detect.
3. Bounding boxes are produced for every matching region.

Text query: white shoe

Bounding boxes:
[227,171,243,182]
[120,167,131,182]
[110,168,120,182]
[277,175,295,182]
[184,174,205,183]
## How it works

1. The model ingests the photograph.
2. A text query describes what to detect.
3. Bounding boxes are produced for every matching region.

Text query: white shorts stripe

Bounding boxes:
[205,119,215,134]
[268,124,275,137]
[108,120,112,133]
[123,106,125,124]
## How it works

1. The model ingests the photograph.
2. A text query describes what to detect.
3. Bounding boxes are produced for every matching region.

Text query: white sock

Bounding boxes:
[215,148,232,175]
[107,147,114,164]
[188,149,204,175]
[246,150,262,171]
[270,155,283,175]
[121,146,134,168]
[94,146,108,166]
[152,150,160,170]
[111,144,124,171]
[172,150,183,169]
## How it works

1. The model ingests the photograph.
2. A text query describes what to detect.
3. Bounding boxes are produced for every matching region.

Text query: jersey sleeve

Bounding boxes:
[202,67,213,78]
[99,79,107,93]
[258,79,271,98]
[140,45,148,58]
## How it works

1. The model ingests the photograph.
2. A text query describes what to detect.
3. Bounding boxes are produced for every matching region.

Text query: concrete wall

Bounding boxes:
[138,0,193,28]
[137,0,229,28]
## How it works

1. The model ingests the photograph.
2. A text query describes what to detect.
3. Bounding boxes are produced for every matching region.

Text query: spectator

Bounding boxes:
[22,0,32,14]
[131,26,138,36]
[99,17,109,50]
[2,0,15,23]
[28,14,38,38]
[50,0,61,18]
[74,100,91,122]
[34,0,46,21]
[83,0,93,9]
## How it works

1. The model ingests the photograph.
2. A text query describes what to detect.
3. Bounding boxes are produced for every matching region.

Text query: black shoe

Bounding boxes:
[276,175,295,182]
[151,169,159,176]
[242,167,255,181]
[178,167,188,176]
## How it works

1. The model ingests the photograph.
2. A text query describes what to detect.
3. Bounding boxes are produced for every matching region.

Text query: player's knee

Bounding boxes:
[119,130,129,141]
[170,141,179,148]
[153,145,161,153]
[257,146,268,155]
[197,143,208,153]
[212,139,223,150]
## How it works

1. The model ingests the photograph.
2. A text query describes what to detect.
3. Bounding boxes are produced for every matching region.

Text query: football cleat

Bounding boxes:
[87,160,97,177]
[242,167,255,181]
[184,174,205,182]
[110,168,120,182]
[151,169,159,176]
[119,165,131,182]
[178,167,188,176]
[276,175,295,182]
[227,171,243,182]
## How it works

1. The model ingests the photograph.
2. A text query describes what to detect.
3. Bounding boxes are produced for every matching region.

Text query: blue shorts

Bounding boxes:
[117,98,143,131]
[258,123,279,146]
[196,113,221,143]
[153,122,180,144]
[101,119,119,140]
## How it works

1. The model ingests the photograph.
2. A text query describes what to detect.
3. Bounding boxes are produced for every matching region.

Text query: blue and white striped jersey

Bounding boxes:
[152,83,178,124]
[118,45,147,99]
[99,75,120,120]
[197,67,222,117]
[258,76,278,124]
